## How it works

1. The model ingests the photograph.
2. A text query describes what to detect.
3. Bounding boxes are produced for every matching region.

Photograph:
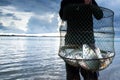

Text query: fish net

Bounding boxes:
[58,4,115,71]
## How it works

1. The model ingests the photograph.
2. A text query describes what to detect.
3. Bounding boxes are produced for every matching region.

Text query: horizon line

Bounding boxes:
[0,33,60,37]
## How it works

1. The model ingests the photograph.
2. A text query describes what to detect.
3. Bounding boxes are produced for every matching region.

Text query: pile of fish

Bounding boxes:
[59,44,114,70]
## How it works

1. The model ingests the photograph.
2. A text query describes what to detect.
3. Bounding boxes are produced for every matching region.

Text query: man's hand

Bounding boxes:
[84,0,92,4]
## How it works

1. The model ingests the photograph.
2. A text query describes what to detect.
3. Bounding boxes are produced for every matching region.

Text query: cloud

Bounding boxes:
[27,13,58,33]
[0,0,11,6]
[8,0,60,14]
[0,11,21,20]
[0,23,8,30]
[0,0,119,34]
[0,6,33,32]
[0,22,25,33]
[0,0,61,34]
[33,13,55,23]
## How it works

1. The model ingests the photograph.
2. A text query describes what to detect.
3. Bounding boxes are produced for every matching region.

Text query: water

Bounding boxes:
[0,36,120,80]
[0,37,65,80]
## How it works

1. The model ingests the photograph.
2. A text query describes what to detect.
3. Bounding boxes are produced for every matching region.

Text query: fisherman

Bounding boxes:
[59,0,103,80]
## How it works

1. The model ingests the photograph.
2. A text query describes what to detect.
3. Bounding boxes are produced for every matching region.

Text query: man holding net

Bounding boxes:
[59,0,103,80]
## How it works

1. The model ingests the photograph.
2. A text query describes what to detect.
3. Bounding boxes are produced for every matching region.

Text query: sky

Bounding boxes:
[0,0,120,37]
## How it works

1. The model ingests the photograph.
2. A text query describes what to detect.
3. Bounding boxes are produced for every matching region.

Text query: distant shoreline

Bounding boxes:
[0,34,60,37]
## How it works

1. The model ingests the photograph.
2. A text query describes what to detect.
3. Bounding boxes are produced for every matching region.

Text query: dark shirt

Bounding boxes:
[59,0,103,45]
[59,0,99,20]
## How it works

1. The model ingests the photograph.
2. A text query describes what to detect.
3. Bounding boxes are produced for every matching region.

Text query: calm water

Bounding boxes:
[0,36,120,80]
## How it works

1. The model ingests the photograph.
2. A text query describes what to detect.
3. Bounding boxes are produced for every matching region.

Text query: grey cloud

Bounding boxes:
[27,16,51,33]
[27,14,58,33]
[0,22,25,33]
[1,0,119,34]
[12,16,22,20]
[0,12,2,16]
[5,0,60,14]
[0,0,11,6]
[1,13,21,20]
[0,12,14,17]
[5,13,14,16]
[0,23,9,30]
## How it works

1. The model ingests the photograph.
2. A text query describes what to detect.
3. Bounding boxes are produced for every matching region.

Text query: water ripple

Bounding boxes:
[0,37,119,80]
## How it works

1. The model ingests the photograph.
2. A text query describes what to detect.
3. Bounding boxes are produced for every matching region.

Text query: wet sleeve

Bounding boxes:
[92,0,98,6]
[91,5,103,20]
[59,1,64,20]
[59,1,63,19]
[59,1,68,20]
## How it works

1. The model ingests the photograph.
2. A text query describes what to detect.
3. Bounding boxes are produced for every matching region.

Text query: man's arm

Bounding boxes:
[92,0,98,6]
[91,0,103,20]
[59,1,67,20]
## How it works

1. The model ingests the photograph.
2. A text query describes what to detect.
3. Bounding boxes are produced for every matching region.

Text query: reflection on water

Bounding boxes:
[0,37,65,80]
[0,37,120,80]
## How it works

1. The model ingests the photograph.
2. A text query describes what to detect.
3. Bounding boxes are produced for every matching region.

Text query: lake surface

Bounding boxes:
[0,36,120,80]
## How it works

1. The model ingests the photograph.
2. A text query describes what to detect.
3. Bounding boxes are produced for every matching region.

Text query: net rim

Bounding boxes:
[100,6,114,18]
[58,53,115,61]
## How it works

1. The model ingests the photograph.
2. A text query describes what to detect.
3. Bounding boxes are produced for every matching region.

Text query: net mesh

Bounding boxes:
[58,4,115,71]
